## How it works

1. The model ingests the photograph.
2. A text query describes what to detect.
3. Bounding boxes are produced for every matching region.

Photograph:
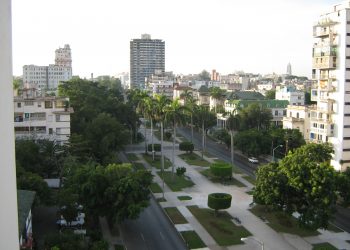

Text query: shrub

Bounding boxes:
[147,144,161,152]
[176,167,186,177]
[210,162,232,180]
[208,193,232,216]
[179,142,194,154]
[165,131,172,140]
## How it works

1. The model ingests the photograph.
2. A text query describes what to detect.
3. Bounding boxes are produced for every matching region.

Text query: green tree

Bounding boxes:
[265,90,276,100]
[254,143,337,229]
[208,193,232,216]
[193,105,216,158]
[234,129,270,157]
[198,70,210,81]
[65,163,152,223]
[338,168,350,206]
[226,113,240,168]
[209,87,225,113]
[85,113,129,163]
[239,103,272,131]
[180,90,197,142]
[165,98,188,178]
[136,91,152,154]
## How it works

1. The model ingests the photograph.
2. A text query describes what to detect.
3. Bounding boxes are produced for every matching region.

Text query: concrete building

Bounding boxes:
[276,86,305,106]
[0,0,20,248]
[14,88,72,145]
[23,44,72,90]
[311,1,350,170]
[147,70,174,98]
[130,34,165,89]
[283,105,310,142]
[287,62,292,75]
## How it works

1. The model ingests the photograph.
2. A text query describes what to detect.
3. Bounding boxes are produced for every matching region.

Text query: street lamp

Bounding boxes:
[241,237,264,250]
[273,144,283,162]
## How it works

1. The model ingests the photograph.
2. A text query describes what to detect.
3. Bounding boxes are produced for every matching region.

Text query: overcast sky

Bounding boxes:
[12,0,340,78]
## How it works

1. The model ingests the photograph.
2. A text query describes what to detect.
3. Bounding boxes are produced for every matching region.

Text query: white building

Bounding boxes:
[147,71,174,98]
[311,1,350,170]
[283,105,310,142]
[23,44,72,90]
[275,86,305,106]
[14,89,72,145]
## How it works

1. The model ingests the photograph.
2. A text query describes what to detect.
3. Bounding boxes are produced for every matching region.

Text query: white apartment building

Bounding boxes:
[14,89,72,145]
[23,44,72,90]
[311,1,350,170]
[147,71,174,98]
[276,86,305,106]
[283,105,310,142]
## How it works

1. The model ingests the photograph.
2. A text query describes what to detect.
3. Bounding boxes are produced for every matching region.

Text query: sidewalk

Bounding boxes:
[124,126,350,250]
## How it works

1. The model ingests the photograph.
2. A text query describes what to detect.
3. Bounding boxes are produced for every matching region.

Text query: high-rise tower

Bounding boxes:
[130,34,165,89]
[311,1,350,171]
[286,62,292,75]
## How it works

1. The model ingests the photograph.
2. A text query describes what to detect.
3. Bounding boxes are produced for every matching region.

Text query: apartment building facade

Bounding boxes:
[14,89,72,145]
[23,44,72,90]
[130,34,165,89]
[311,1,350,170]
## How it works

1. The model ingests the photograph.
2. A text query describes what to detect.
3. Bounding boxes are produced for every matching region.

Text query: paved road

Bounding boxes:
[177,127,260,177]
[177,127,350,233]
[118,152,187,250]
[119,197,187,250]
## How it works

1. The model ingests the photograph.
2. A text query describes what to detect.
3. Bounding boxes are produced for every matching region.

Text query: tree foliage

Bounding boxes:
[207,193,232,216]
[179,142,194,154]
[254,143,338,229]
[64,163,152,223]
[265,90,276,100]
[238,103,272,131]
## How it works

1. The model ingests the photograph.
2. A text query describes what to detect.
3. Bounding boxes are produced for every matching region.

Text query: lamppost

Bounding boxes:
[273,144,283,162]
[241,237,264,250]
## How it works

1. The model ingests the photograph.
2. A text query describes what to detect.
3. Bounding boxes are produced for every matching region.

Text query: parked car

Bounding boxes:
[248,157,259,164]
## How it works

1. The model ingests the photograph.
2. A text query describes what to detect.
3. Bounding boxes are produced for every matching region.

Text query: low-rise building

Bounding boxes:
[275,86,305,106]
[283,105,310,142]
[14,89,72,145]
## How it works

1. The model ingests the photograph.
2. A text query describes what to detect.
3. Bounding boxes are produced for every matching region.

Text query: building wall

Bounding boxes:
[0,0,20,248]
[130,34,165,89]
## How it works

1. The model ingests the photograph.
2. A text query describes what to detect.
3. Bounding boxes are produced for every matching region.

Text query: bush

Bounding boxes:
[176,167,186,177]
[210,162,232,180]
[147,144,161,152]
[165,131,172,140]
[179,142,194,154]
[208,193,232,215]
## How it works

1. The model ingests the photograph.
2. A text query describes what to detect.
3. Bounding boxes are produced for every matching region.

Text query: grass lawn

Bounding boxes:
[133,162,145,171]
[179,153,210,167]
[142,154,171,169]
[242,175,256,185]
[181,231,206,249]
[177,196,192,201]
[249,205,319,237]
[126,153,138,161]
[164,207,188,224]
[158,171,195,191]
[187,205,251,246]
[150,182,163,193]
[114,245,125,250]
[201,169,246,187]
[312,242,338,250]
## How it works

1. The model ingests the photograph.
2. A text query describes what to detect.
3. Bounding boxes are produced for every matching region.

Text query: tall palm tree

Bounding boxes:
[153,94,171,197]
[165,98,188,178]
[136,91,150,152]
[144,97,157,160]
[181,91,197,142]
[210,87,225,113]
[194,105,216,159]
[226,113,240,170]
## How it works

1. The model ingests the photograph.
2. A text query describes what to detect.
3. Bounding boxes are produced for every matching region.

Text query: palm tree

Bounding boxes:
[135,91,150,152]
[194,105,216,159]
[153,94,171,197]
[181,91,197,142]
[226,113,240,169]
[165,98,188,178]
[144,97,157,160]
[210,87,225,113]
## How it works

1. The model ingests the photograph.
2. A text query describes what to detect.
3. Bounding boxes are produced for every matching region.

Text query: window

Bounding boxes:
[56,115,61,122]
[49,128,53,135]
[344,137,350,140]
[343,149,350,151]
[313,123,317,128]
[24,101,34,106]
[297,113,299,119]
[45,101,53,109]
[283,110,286,116]
[17,102,21,108]
[345,125,350,128]
[345,114,350,116]
[346,102,350,105]
[274,110,278,116]
[37,102,42,107]
[56,128,61,135]
[320,124,325,129]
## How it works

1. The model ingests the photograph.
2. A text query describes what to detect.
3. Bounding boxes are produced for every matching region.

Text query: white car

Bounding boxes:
[248,157,259,164]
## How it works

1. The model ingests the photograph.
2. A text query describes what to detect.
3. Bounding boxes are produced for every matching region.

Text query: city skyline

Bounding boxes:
[12,0,339,78]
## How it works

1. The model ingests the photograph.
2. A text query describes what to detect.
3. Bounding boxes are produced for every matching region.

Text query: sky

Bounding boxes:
[12,0,340,78]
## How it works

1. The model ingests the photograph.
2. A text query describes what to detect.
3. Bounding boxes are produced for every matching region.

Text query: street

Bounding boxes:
[119,197,187,250]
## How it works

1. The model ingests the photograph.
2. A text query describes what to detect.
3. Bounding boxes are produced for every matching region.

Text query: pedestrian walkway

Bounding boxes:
[120,126,350,250]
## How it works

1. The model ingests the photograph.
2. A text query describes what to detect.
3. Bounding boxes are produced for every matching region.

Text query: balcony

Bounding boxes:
[312,56,337,69]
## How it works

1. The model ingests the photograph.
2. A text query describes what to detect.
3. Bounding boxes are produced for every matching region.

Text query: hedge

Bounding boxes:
[179,142,194,154]
[208,193,232,214]
[210,162,232,179]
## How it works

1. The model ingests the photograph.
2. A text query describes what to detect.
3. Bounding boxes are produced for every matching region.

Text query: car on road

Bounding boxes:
[248,157,259,164]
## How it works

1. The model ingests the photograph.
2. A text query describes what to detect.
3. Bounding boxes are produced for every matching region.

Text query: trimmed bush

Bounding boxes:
[147,144,161,152]
[179,142,194,154]
[208,193,232,216]
[210,162,232,180]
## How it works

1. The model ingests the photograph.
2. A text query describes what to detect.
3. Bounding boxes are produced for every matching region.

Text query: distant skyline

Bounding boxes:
[12,0,340,78]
